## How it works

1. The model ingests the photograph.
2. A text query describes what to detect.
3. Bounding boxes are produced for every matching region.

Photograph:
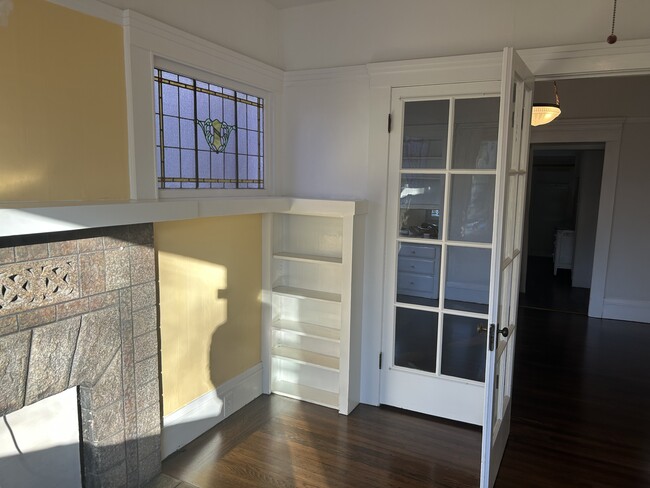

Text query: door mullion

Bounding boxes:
[436,97,455,377]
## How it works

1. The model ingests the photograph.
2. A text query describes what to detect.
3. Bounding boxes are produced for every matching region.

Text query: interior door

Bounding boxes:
[379,48,533,437]
[481,49,533,487]
[380,77,504,425]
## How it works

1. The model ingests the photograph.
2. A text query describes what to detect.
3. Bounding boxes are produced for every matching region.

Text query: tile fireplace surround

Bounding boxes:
[0,224,161,487]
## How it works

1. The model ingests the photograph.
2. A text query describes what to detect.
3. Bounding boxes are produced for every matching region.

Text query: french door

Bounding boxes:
[379,48,533,486]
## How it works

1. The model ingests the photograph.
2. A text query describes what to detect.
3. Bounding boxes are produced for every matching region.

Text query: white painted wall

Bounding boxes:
[605,120,650,302]
[573,150,604,289]
[279,71,370,199]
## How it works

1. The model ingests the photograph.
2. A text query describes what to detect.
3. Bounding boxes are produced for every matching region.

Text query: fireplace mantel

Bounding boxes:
[0,197,370,238]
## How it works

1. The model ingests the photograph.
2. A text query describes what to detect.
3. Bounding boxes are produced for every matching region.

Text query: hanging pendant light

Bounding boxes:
[531,81,561,127]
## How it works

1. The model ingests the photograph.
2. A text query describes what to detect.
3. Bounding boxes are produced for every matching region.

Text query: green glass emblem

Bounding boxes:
[197,118,236,154]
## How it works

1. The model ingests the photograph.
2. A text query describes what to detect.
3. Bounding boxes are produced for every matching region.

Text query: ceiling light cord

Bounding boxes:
[607,0,618,44]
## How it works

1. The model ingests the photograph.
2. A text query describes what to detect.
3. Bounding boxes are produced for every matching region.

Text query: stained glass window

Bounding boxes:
[154,68,265,189]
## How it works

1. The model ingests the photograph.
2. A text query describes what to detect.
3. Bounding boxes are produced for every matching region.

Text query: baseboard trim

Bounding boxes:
[602,298,650,324]
[161,362,263,459]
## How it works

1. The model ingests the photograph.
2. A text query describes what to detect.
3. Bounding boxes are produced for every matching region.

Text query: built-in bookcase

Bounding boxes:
[263,200,366,415]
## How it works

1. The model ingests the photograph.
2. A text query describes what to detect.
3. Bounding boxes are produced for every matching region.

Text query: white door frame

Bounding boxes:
[529,118,623,318]
[366,38,650,407]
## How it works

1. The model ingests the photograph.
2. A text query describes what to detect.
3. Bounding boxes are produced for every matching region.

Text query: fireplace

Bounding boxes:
[0,224,161,487]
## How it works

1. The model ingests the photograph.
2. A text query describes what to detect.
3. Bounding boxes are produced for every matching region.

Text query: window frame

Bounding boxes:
[153,58,270,197]
[123,12,282,200]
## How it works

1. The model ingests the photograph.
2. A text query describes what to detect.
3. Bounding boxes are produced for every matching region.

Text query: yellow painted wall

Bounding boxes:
[154,215,262,415]
[0,0,129,202]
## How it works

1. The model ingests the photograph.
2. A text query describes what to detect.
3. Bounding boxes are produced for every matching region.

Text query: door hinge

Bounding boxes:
[388,114,392,133]
[379,352,383,369]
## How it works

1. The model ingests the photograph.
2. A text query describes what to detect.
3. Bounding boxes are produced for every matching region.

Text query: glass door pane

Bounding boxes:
[400,174,445,239]
[396,242,442,307]
[441,314,487,382]
[402,100,449,170]
[448,174,496,243]
[394,307,438,373]
[452,97,500,169]
[444,246,491,313]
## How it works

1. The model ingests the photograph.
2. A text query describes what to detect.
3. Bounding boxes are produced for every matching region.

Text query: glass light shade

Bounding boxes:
[531,104,561,127]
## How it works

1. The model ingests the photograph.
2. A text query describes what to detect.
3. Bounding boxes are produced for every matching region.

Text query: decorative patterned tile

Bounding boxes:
[1,258,79,316]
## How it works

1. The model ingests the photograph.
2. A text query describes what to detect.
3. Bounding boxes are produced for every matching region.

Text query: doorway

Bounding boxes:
[520,145,604,314]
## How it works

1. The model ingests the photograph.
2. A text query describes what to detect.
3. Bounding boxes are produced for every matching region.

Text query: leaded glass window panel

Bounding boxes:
[154,68,265,190]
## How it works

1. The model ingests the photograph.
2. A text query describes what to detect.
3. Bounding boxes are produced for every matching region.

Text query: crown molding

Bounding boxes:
[519,39,650,80]
[47,0,123,25]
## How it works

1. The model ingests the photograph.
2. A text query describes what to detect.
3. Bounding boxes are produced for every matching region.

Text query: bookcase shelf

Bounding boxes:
[264,201,366,415]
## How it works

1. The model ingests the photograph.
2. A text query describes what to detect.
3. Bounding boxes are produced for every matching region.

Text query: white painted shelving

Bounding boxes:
[263,200,366,415]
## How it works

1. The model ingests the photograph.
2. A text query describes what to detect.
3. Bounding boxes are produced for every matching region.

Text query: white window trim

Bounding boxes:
[123,10,283,200]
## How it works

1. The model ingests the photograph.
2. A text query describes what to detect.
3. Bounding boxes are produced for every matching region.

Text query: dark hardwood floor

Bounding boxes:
[163,281,650,487]
[496,307,650,488]
[162,394,482,487]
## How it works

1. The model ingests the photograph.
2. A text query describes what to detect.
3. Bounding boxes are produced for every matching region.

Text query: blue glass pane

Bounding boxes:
[223,88,235,97]
[223,99,235,125]
[198,182,210,188]
[162,84,178,116]
[163,116,179,147]
[209,84,223,93]
[179,76,193,85]
[211,151,224,180]
[225,153,236,180]
[161,71,177,81]
[238,158,247,181]
[181,149,195,179]
[248,156,260,183]
[196,80,208,89]
[209,95,223,121]
[180,119,195,149]
[179,88,194,119]
[198,151,210,179]
[237,128,247,154]
[247,131,258,156]
[196,92,209,121]
[164,148,180,177]
[166,182,181,188]
[247,105,259,131]
[237,103,247,128]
